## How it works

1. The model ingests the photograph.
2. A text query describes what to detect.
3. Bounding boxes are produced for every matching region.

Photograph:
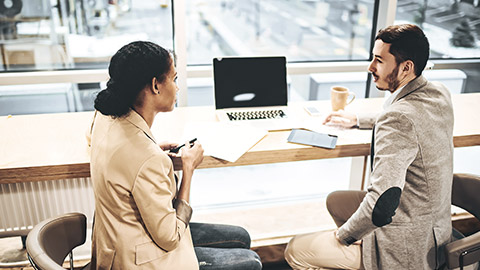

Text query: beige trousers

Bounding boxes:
[284,190,367,270]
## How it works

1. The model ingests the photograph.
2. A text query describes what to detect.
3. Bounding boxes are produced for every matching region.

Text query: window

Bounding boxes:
[191,158,352,209]
[395,0,480,59]
[185,1,380,106]
[0,0,173,71]
[392,0,480,95]
[1,0,174,114]
[186,0,378,65]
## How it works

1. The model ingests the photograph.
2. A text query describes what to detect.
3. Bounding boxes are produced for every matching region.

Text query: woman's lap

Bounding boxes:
[190,222,251,249]
[195,246,262,270]
[190,222,262,270]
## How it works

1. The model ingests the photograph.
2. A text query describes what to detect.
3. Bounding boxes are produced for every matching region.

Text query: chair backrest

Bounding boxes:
[26,212,87,270]
[445,173,480,270]
[452,173,480,221]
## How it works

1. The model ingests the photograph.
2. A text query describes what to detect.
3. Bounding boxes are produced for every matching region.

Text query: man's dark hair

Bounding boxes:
[376,24,429,77]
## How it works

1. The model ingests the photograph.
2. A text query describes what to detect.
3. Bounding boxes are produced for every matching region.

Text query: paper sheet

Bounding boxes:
[295,117,348,135]
[182,122,267,163]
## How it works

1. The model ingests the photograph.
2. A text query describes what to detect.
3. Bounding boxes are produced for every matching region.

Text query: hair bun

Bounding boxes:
[94,83,131,117]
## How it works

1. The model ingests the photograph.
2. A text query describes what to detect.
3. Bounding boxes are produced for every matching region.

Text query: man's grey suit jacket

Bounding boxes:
[337,75,454,270]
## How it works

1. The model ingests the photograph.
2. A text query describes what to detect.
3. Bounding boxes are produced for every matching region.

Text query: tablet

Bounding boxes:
[287,129,338,149]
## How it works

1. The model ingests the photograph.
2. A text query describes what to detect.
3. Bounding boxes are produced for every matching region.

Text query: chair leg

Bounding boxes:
[69,251,74,270]
[21,235,27,249]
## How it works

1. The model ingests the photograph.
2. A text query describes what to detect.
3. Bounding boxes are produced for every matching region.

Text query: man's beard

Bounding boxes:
[376,65,400,92]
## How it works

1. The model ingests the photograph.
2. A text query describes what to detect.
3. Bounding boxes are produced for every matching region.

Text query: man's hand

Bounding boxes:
[323,110,358,128]
[334,229,341,242]
[334,229,362,245]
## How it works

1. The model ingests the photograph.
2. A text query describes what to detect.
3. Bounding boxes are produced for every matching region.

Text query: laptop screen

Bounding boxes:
[213,56,287,109]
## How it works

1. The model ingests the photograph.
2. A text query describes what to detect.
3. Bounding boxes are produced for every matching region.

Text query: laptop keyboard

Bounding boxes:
[227,109,287,121]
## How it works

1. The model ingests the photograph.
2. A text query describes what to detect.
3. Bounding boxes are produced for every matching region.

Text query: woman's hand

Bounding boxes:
[158,141,178,152]
[177,141,204,203]
[181,140,204,172]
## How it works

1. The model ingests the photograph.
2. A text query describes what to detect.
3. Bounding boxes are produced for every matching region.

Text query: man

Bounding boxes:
[285,24,454,269]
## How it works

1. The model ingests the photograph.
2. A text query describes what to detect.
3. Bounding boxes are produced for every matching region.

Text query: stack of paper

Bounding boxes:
[182,122,267,163]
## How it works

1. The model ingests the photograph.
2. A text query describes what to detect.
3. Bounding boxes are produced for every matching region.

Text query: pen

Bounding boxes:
[169,138,197,153]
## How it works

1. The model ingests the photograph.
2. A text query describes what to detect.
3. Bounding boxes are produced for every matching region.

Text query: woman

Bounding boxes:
[89,41,261,269]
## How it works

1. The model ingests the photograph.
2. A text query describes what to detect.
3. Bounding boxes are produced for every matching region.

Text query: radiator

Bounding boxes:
[0,177,95,237]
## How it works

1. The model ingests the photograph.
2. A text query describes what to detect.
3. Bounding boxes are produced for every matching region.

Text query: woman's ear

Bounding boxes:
[151,77,159,94]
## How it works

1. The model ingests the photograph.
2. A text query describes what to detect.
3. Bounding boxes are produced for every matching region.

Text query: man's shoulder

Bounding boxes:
[395,79,452,109]
[379,82,454,129]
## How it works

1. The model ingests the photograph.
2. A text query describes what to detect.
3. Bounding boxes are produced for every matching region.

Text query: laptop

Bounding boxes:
[213,56,299,131]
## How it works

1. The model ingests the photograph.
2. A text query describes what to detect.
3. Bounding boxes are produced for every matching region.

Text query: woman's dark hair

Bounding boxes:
[376,24,429,77]
[94,41,172,117]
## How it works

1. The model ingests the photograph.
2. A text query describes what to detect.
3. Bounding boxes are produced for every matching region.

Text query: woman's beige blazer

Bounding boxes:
[89,110,198,269]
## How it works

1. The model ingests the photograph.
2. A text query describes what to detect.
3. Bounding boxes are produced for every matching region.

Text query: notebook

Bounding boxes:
[213,56,299,131]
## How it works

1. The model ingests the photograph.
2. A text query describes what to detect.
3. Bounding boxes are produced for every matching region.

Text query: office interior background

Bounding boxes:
[1,0,480,266]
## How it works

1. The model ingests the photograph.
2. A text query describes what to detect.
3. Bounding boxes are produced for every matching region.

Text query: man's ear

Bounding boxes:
[402,60,414,74]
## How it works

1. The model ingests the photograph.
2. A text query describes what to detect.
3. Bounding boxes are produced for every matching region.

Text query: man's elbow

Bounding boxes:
[371,187,402,227]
